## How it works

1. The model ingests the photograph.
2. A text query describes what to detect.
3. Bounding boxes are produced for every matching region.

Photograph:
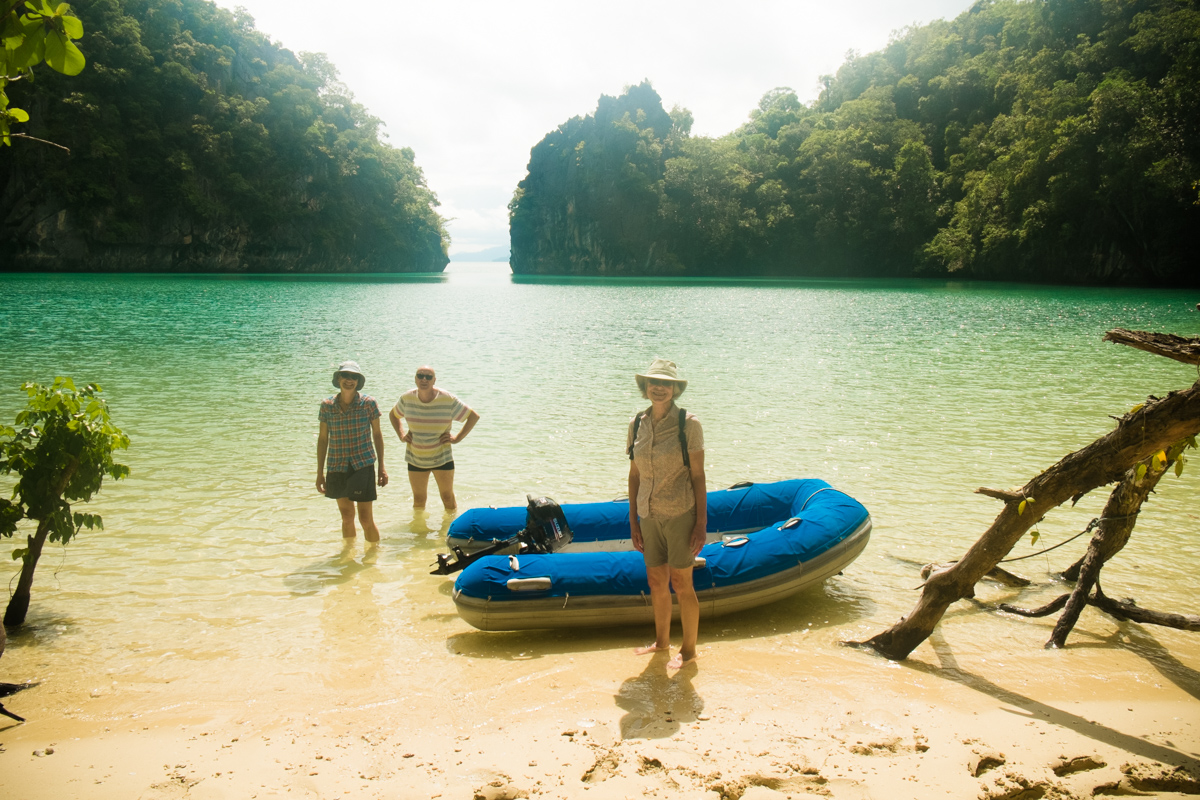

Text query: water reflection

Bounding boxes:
[283,540,376,596]
[319,542,384,686]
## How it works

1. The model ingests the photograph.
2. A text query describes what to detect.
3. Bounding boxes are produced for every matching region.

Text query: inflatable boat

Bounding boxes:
[443,479,871,631]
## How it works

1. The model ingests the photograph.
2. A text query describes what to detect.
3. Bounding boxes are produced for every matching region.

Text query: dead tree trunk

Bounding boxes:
[1103,328,1200,365]
[858,329,1200,661]
[1045,453,1172,648]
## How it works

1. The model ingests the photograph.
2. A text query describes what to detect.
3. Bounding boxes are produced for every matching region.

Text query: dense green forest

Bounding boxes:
[510,0,1199,284]
[1,0,448,273]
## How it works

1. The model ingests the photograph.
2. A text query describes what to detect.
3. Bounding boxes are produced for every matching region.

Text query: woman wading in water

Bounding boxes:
[627,358,706,669]
[316,361,388,541]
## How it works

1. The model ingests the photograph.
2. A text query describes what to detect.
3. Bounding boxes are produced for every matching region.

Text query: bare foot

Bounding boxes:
[634,644,668,655]
[668,652,698,669]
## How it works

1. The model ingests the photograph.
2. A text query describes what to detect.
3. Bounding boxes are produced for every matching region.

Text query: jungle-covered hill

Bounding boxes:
[1,0,448,273]
[510,0,1199,285]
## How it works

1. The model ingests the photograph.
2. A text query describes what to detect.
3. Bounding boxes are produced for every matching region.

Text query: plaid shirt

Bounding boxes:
[319,393,380,472]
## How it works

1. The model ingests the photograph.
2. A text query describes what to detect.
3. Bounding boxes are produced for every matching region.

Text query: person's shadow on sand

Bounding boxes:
[615,651,703,740]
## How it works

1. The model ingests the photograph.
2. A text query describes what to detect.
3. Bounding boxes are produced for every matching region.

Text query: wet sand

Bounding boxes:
[2,591,1199,800]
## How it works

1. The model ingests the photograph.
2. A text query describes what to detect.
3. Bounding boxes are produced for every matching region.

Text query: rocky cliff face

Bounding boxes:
[2,200,448,274]
[509,198,681,276]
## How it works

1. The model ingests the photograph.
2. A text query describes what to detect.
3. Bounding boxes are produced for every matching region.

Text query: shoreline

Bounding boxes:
[2,615,1198,799]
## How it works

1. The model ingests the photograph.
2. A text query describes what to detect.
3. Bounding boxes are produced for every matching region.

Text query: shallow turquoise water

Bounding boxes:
[0,266,1197,682]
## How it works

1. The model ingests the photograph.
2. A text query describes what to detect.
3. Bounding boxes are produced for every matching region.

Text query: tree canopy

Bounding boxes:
[510,0,1199,284]
[2,0,87,147]
[1,0,449,272]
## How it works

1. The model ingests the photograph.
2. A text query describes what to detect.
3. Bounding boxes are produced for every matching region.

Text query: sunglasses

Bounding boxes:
[646,378,675,387]
[416,373,435,380]
[338,373,359,382]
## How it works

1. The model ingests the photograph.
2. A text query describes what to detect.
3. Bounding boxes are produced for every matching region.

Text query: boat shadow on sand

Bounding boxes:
[442,581,872,661]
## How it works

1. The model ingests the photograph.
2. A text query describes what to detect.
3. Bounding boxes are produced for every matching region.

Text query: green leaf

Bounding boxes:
[44,34,84,75]
[60,13,82,39]
[1030,530,1040,546]
[1135,463,1147,481]
[1176,456,1186,478]
[7,107,30,122]
[11,24,47,68]
[1017,500,1027,515]
[12,547,28,561]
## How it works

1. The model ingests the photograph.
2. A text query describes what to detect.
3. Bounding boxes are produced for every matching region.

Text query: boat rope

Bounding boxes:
[998,513,1139,563]
[915,513,1144,587]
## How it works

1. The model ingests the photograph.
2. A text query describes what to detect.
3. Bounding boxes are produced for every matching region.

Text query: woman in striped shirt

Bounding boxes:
[389,365,480,510]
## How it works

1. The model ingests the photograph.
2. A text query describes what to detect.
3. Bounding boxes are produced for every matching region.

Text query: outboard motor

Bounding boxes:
[518,495,573,554]
[430,494,572,575]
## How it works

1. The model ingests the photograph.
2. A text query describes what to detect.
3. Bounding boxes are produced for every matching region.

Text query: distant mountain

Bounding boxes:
[510,1,1200,286]
[450,245,510,262]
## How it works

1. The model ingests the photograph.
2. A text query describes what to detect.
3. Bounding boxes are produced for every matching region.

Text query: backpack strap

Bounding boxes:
[678,407,690,468]
[627,408,649,460]
[628,406,690,469]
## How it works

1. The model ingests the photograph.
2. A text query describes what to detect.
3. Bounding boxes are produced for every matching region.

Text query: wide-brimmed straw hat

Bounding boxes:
[332,360,366,391]
[635,358,687,396]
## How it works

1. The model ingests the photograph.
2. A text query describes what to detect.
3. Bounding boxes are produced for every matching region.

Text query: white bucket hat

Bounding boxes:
[332,360,365,391]
[635,358,687,396]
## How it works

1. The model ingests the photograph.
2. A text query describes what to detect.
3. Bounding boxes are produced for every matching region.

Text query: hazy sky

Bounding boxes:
[215,0,974,255]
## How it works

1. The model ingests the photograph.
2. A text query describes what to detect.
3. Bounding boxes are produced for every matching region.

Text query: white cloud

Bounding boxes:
[215,0,974,253]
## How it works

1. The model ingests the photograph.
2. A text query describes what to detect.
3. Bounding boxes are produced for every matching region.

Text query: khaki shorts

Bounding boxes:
[640,511,697,570]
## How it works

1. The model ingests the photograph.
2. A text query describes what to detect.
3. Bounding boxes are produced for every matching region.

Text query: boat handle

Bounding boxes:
[722,536,749,548]
[506,577,552,592]
[782,517,801,530]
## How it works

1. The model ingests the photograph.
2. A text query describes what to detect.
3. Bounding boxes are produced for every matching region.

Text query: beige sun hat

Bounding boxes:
[332,360,365,391]
[635,358,687,396]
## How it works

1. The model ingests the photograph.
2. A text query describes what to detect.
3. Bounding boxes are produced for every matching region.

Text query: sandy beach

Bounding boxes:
[3,566,1198,800]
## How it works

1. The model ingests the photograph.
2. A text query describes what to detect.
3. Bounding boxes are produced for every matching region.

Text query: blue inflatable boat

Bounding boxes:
[445,479,871,631]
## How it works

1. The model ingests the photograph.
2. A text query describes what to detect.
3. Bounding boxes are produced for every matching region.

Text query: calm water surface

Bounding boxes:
[0,266,1197,704]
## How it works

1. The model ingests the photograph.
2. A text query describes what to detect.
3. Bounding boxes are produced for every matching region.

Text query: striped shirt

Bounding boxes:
[627,404,705,520]
[319,393,380,472]
[394,388,472,469]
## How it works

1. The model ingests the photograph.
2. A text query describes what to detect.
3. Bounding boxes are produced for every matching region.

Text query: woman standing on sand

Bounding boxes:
[316,360,388,541]
[627,358,706,669]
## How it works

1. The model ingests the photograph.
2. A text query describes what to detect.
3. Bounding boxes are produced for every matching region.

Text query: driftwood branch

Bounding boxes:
[1104,328,1200,366]
[976,487,1024,502]
[1001,595,1070,618]
[858,329,1200,660]
[921,562,1031,587]
[1091,595,1200,631]
[1000,593,1200,632]
[1046,453,1167,648]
